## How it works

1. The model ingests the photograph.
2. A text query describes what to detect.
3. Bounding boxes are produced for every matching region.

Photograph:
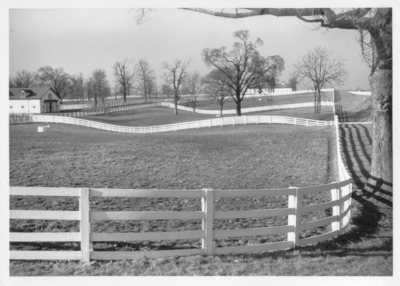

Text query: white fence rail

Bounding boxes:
[9,114,334,133]
[60,104,94,110]
[10,173,353,261]
[334,115,353,228]
[105,98,173,107]
[159,101,334,115]
[245,88,335,97]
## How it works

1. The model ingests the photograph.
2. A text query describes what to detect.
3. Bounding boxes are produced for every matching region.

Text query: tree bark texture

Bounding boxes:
[368,26,392,192]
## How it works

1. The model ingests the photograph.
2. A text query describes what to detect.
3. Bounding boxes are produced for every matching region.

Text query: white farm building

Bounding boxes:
[9,88,61,114]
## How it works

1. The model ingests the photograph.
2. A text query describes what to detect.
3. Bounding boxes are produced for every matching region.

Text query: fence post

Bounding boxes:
[330,182,341,232]
[80,188,91,263]
[202,189,214,255]
[288,186,301,248]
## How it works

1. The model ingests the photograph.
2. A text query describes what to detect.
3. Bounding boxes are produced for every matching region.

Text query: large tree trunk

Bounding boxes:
[174,94,179,115]
[235,92,242,116]
[236,100,242,116]
[367,27,392,194]
[369,61,392,190]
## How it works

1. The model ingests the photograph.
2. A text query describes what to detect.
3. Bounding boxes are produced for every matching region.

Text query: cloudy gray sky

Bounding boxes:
[9,7,374,90]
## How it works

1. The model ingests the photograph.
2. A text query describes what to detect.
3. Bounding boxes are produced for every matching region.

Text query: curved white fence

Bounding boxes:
[9,176,353,261]
[160,101,334,115]
[334,115,353,228]
[12,114,334,133]
[8,113,355,261]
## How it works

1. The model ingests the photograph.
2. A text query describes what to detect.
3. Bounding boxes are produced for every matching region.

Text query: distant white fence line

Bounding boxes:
[9,114,334,133]
[60,104,94,110]
[347,91,371,96]
[245,88,334,97]
[160,101,334,115]
[105,98,173,108]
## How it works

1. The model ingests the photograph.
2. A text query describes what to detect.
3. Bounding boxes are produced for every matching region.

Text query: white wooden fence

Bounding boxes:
[105,98,173,107]
[9,113,353,261]
[159,101,334,115]
[9,114,334,133]
[60,103,94,110]
[10,174,353,261]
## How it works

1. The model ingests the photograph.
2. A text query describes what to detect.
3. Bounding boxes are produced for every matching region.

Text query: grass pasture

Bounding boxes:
[185,91,333,111]
[8,92,392,276]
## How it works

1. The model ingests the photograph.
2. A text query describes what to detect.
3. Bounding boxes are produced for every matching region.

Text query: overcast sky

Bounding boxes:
[9,8,373,90]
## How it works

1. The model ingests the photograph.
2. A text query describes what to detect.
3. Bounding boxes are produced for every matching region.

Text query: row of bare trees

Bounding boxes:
[9,67,111,106]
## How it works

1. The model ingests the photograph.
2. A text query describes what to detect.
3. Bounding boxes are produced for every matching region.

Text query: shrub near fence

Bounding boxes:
[9,115,353,261]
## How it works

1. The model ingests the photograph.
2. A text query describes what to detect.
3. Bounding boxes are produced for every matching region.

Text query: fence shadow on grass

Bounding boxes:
[277,123,393,258]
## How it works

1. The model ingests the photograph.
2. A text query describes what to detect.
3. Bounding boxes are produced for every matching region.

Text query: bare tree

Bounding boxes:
[295,46,347,113]
[204,69,231,117]
[161,83,174,98]
[183,71,204,113]
[135,59,155,102]
[202,30,284,116]
[180,7,393,191]
[112,81,122,100]
[11,70,39,88]
[91,69,110,107]
[113,59,135,103]
[288,72,299,91]
[69,73,85,103]
[162,59,191,114]
[37,66,70,102]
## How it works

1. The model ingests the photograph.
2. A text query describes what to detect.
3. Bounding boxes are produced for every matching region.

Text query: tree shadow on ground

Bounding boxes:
[284,121,393,256]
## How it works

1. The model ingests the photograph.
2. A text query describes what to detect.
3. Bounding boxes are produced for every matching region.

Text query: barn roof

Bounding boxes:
[9,87,59,100]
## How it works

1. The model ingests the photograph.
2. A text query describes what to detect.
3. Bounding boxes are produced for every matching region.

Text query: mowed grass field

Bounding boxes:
[10,123,336,189]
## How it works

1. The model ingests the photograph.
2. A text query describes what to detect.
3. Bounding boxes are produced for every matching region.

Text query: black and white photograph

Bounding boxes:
[1,0,397,283]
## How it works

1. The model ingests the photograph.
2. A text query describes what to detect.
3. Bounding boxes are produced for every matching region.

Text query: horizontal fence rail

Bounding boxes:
[105,98,173,108]
[60,103,94,110]
[9,114,334,134]
[10,177,353,261]
[158,101,334,115]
